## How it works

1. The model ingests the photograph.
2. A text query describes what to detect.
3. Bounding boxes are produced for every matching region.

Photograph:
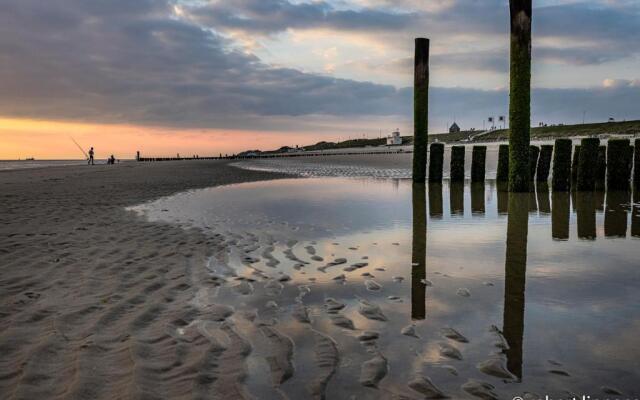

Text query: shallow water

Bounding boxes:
[130,178,640,399]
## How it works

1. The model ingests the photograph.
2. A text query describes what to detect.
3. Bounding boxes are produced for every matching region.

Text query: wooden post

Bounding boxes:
[497,144,509,182]
[529,145,539,182]
[604,191,630,238]
[136,151,140,162]
[595,146,607,191]
[634,139,640,190]
[607,139,631,190]
[412,38,429,183]
[450,182,464,215]
[471,146,487,183]
[428,143,444,182]
[471,183,485,214]
[428,183,443,218]
[536,145,553,182]
[552,139,572,191]
[577,138,600,191]
[571,145,581,184]
[450,146,465,182]
[508,0,532,192]
[576,192,596,240]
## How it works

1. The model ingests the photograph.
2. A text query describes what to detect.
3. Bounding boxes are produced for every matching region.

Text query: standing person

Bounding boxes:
[88,147,94,165]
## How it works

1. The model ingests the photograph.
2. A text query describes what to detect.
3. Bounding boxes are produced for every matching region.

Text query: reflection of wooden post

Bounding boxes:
[497,144,509,182]
[508,0,532,192]
[595,146,607,191]
[428,143,444,182]
[412,38,430,183]
[450,146,465,182]
[552,139,572,191]
[577,138,600,191]
[552,191,570,240]
[471,146,487,183]
[576,192,596,240]
[607,139,631,190]
[632,190,640,238]
[471,183,485,215]
[529,145,539,182]
[536,182,550,214]
[450,182,464,216]
[537,145,553,182]
[428,183,443,218]
[503,192,529,380]
[497,181,509,214]
[411,184,427,320]
[604,191,630,238]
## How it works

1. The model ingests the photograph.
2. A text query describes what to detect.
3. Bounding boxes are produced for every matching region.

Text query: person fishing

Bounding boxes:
[88,147,95,165]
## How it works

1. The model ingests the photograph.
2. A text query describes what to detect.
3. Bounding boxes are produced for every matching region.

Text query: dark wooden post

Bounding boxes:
[536,145,553,182]
[471,183,485,215]
[412,38,429,183]
[497,144,510,182]
[471,146,487,183]
[428,183,443,218]
[551,191,570,240]
[450,146,465,182]
[428,143,444,182]
[607,139,631,190]
[634,139,640,190]
[604,191,630,238]
[136,151,140,162]
[577,138,600,191]
[508,0,532,192]
[450,182,464,215]
[552,139,572,191]
[571,145,581,184]
[529,145,539,182]
[576,192,596,240]
[595,146,607,191]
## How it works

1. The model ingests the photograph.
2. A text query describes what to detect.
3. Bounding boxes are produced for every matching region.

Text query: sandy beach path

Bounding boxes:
[0,161,286,400]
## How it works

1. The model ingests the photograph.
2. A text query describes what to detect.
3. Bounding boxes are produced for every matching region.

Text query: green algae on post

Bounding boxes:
[428,143,444,182]
[471,146,487,183]
[607,139,631,190]
[508,0,532,192]
[537,145,553,182]
[450,146,465,182]
[497,144,509,182]
[577,138,600,191]
[552,139,572,191]
[412,38,429,183]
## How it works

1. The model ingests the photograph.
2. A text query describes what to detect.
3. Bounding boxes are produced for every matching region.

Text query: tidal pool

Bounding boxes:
[130,177,640,399]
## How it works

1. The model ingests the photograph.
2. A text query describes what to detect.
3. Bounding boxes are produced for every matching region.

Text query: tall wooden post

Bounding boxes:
[412,38,430,183]
[508,0,532,192]
[496,144,510,182]
[551,139,572,191]
[536,145,553,182]
[428,143,444,182]
[577,138,600,191]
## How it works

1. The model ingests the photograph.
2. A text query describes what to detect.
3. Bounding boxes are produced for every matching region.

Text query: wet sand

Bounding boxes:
[0,161,286,399]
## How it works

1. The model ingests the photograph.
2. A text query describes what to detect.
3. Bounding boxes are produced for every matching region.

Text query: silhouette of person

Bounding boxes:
[109,155,115,165]
[88,147,94,165]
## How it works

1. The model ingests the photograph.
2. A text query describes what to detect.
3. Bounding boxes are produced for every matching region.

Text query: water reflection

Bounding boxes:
[604,191,630,238]
[551,191,570,240]
[503,193,529,381]
[428,183,443,219]
[411,184,427,320]
[576,192,597,240]
[449,182,464,216]
[471,183,485,215]
[536,182,551,214]
[497,181,509,214]
[633,190,640,238]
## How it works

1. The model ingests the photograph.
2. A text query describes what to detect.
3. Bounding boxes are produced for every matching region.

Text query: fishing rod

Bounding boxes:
[70,136,88,159]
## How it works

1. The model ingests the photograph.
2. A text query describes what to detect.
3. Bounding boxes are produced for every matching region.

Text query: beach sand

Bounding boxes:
[0,161,286,399]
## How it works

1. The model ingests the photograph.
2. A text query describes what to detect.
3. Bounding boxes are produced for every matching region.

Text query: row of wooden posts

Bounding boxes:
[426,138,640,190]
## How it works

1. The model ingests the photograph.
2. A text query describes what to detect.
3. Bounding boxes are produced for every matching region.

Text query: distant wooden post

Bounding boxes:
[428,143,444,182]
[536,145,553,182]
[634,139,640,190]
[471,146,487,183]
[497,144,509,182]
[595,146,607,191]
[136,151,140,162]
[552,139,572,191]
[577,138,599,191]
[412,38,430,183]
[529,145,539,182]
[508,0,532,192]
[571,145,581,184]
[450,146,465,182]
[607,139,631,190]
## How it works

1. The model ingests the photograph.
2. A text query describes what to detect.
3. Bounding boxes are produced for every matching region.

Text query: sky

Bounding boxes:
[1,0,639,159]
